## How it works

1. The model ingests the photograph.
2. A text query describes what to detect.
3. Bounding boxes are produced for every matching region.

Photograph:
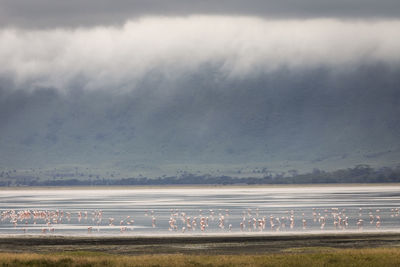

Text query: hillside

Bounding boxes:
[1,63,399,179]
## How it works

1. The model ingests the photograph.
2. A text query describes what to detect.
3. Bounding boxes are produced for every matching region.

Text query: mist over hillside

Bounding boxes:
[1,17,400,179]
[1,62,399,177]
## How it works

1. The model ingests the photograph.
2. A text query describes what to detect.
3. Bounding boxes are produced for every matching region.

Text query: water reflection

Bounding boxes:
[0,186,399,235]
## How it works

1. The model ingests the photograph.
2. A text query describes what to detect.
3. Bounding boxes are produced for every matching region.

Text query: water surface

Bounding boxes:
[1,186,399,235]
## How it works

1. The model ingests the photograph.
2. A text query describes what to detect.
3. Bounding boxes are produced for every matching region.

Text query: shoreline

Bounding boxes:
[1,183,400,190]
[1,232,400,255]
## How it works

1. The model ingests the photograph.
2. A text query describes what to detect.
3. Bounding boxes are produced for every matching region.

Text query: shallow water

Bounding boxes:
[1,186,399,235]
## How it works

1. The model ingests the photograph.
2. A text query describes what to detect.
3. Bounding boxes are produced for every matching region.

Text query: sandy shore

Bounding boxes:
[1,232,400,255]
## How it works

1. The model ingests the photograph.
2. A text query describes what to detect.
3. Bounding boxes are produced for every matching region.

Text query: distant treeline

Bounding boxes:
[1,164,399,187]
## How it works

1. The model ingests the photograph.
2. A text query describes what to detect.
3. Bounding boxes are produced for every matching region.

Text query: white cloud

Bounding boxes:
[1,16,400,92]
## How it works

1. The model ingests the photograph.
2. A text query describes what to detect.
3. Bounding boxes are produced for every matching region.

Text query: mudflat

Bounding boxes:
[1,232,400,255]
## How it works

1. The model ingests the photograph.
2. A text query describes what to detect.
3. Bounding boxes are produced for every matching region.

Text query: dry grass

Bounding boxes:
[0,248,400,266]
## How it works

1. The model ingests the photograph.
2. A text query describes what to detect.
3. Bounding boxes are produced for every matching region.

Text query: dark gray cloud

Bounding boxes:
[1,0,400,29]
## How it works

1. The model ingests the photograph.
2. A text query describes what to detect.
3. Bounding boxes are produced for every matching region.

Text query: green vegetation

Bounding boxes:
[1,164,400,186]
[1,248,400,266]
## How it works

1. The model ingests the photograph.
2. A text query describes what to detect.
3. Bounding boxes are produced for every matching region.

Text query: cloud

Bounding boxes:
[1,16,400,93]
[1,16,400,169]
[1,1,400,29]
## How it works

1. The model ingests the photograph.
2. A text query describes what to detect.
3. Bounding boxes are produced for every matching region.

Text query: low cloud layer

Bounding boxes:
[1,16,400,171]
[1,17,400,93]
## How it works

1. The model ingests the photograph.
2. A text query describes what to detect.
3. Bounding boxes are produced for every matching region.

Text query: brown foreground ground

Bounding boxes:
[0,248,399,267]
[1,233,400,266]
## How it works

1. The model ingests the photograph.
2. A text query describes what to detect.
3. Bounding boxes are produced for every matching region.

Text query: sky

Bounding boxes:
[1,0,400,29]
[0,0,400,174]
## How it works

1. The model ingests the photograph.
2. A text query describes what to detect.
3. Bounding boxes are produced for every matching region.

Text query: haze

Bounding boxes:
[1,1,399,178]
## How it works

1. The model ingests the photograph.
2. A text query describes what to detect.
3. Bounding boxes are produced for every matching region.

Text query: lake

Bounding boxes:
[1,185,399,235]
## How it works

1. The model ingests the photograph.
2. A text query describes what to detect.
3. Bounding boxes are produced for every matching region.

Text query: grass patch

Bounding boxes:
[282,246,339,253]
[1,248,400,266]
[55,251,113,257]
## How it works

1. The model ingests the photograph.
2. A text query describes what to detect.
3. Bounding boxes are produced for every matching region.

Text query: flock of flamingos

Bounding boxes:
[1,207,399,235]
